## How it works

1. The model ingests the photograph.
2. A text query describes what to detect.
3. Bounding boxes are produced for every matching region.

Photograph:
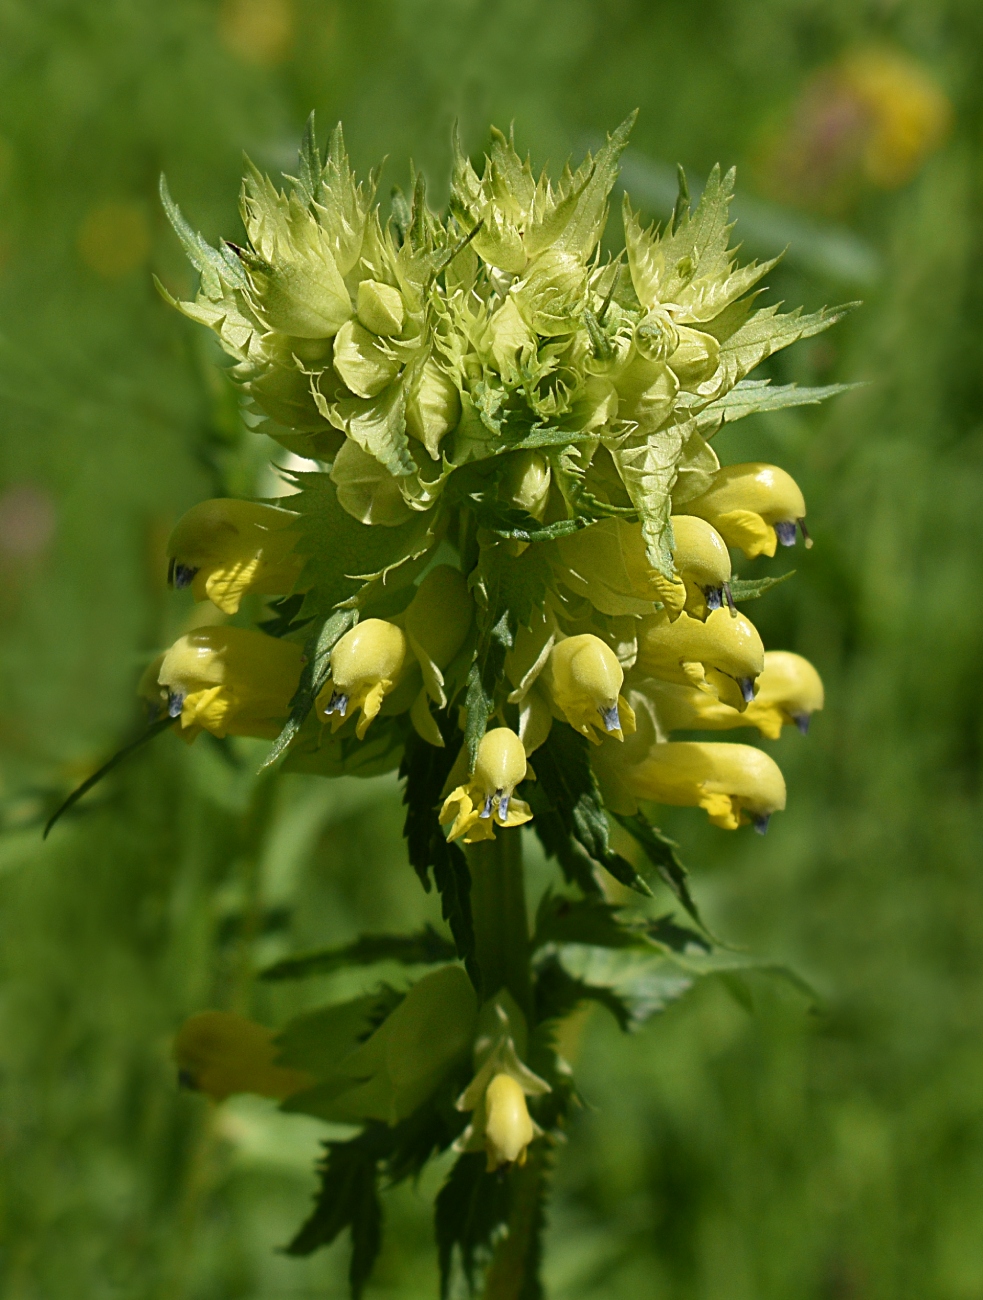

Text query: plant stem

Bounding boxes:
[467,826,531,1014]
[483,1145,549,1300]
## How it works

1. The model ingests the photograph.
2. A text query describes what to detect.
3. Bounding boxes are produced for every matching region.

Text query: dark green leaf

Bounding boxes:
[728,570,795,602]
[256,592,313,638]
[533,955,636,1032]
[533,895,643,951]
[260,608,355,770]
[435,1153,512,1298]
[285,1133,383,1300]
[611,811,703,926]
[525,723,651,896]
[43,717,175,839]
[400,725,478,985]
[261,926,456,982]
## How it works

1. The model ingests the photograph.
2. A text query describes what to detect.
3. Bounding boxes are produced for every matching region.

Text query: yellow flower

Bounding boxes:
[605,739,787,833]
[145,626,302,740]
[670,514,733,616]
[439,727,532,843]
[636,607,765,711]
[166,498,303,615]
[841,49,952,190]
[683,463,809,559]
[315,618,407,740]
[541,634,636,744]
[482,1073,538,1170]
[647,650,825,740]
[173,1011,313,1102]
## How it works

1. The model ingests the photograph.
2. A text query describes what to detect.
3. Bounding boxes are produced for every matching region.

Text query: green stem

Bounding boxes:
[483,1146,549,1300]
[466,826,531,1014]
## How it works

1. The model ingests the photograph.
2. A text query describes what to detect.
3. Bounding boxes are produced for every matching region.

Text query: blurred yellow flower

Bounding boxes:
[218,0,294,66]
[173,1011,313,1102]
[77,201,150,278]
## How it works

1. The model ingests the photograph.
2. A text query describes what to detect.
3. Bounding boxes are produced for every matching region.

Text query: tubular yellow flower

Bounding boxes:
[316,618,407,739]
[670,514,733,615]
[683,463,809,559]
[145,626,302,740]
[542,634,636,744]
[610,740,787,832]
[483,1073,537,1171]
[439,727,532,843]
[166,499,303,615]
[173,1011,313,1103]
[647,650,824,740]
[636,607,765,711]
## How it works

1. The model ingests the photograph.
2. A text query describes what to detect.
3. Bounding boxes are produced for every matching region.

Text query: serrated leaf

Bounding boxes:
[289,470,438,618]
[533,954,637,1032]
[260,926,456,981]
[524,723,651,896]
[533,895,643,951]
[294,110,322,209]
[435,1153,513,1299]
[728,570,795,602]
[610,811,704,927]
[400,726,478,984]
[260,608,355,770]
[606,423,685,577]
[332,382,416,478]
[698,379,857,431]
[714,302,858,393]
[554,111,637,259]
[159,175,249,296]
[285,1134,383,1299]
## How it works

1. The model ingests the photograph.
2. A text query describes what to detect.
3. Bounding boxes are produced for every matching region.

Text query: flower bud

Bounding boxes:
[173,1011,313,1103]
[634,307,679,363]
[316,618,407,739]
[602,739,786,832]
[684,463,808,558]
[356,278,405,336]
[405,358,461,460]
[666,325,720,388]
[513,248,589,337]
[483,1073,536,1170]
[332,318,401,398]
[146,626,302,740]
[544,634,636,744]
[502,450,551,520]
[439,727,532,843]
[166,498,303,615]
[330,439,415,526]
[637,608,764,711]
[405,565,473,671]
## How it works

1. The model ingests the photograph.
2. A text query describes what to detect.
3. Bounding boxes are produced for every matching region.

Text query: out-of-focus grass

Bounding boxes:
[2,1,983,1296]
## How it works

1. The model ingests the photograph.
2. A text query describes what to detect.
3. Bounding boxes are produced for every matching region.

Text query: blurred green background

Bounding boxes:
[2,1,982,1296]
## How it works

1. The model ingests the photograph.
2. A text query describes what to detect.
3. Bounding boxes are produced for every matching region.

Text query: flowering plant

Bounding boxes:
[78,115,850,1297]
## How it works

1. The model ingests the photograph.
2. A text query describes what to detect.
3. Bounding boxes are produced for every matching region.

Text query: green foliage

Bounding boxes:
[435,1152,514,1297]
[260,925,456,981]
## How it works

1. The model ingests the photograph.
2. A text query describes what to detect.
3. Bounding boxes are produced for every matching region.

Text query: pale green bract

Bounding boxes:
[158,114,850,591]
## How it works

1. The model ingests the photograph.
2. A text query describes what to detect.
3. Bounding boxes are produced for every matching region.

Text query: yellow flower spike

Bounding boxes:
[166,498,303,615]
[683,463,809,559]
[482,1073,537,1170]
[636,607,765,711]
[669,514,733,615]
[613,740,787,833]
[316,618,407,739]
[151,626,302,741]
[543,634,636,744]
[173,1011,314,1103]
[439,727,532,843]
